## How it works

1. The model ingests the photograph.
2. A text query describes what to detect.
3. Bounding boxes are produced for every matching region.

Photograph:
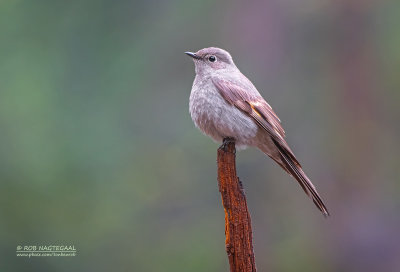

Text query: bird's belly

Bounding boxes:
[189,87,258,146]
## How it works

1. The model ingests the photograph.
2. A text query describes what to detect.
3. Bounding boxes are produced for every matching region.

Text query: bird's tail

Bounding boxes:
[271,140,330,217]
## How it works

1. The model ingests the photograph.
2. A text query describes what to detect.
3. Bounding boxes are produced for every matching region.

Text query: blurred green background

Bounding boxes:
[1,0,400,271]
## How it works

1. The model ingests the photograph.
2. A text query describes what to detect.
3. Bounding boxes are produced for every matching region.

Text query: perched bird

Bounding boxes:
[185,47,329,216]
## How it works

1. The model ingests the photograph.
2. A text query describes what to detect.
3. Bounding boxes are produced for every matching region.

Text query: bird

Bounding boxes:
[185,47,329,216]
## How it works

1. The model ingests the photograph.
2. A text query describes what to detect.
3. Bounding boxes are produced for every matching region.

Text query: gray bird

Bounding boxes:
[185,47,329,216]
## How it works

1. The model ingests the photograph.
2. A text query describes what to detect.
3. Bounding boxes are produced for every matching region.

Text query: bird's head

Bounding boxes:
[185,47,235,75]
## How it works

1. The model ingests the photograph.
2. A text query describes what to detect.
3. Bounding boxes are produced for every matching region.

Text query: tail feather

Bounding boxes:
[272,139,330,217]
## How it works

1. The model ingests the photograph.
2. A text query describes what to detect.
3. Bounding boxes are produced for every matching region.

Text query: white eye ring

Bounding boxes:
[208,55,217,62]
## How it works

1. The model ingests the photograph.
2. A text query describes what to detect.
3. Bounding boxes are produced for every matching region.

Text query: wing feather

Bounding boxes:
[213,79,299,165]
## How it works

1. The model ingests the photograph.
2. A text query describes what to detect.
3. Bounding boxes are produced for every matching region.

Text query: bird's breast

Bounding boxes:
[189,78,258,145]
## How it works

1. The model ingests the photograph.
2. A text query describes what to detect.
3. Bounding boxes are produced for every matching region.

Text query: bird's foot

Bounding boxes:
[219,137,236,153]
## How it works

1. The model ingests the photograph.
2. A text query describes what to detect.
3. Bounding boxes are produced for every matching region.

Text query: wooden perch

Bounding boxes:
[217,139,257,272]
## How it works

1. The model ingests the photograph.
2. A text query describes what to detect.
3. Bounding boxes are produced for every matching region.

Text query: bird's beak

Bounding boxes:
[185,51,201,60]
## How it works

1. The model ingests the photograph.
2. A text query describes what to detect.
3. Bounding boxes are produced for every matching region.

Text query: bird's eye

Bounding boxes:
[208,55,217,62]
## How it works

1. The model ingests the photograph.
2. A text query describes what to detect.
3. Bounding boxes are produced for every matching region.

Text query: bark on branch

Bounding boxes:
[217,139,257,272]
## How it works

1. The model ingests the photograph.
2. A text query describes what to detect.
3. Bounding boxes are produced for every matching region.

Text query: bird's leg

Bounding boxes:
[219,137,236,152]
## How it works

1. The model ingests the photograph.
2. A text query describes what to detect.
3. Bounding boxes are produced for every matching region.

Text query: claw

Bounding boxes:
[219,137,236,152]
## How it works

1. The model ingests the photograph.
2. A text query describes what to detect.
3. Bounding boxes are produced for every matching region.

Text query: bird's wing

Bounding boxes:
[213,78,329,216]
[213,78,298,164]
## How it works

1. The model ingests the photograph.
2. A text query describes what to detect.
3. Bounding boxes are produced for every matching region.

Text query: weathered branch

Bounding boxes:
[217,139,257,272]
